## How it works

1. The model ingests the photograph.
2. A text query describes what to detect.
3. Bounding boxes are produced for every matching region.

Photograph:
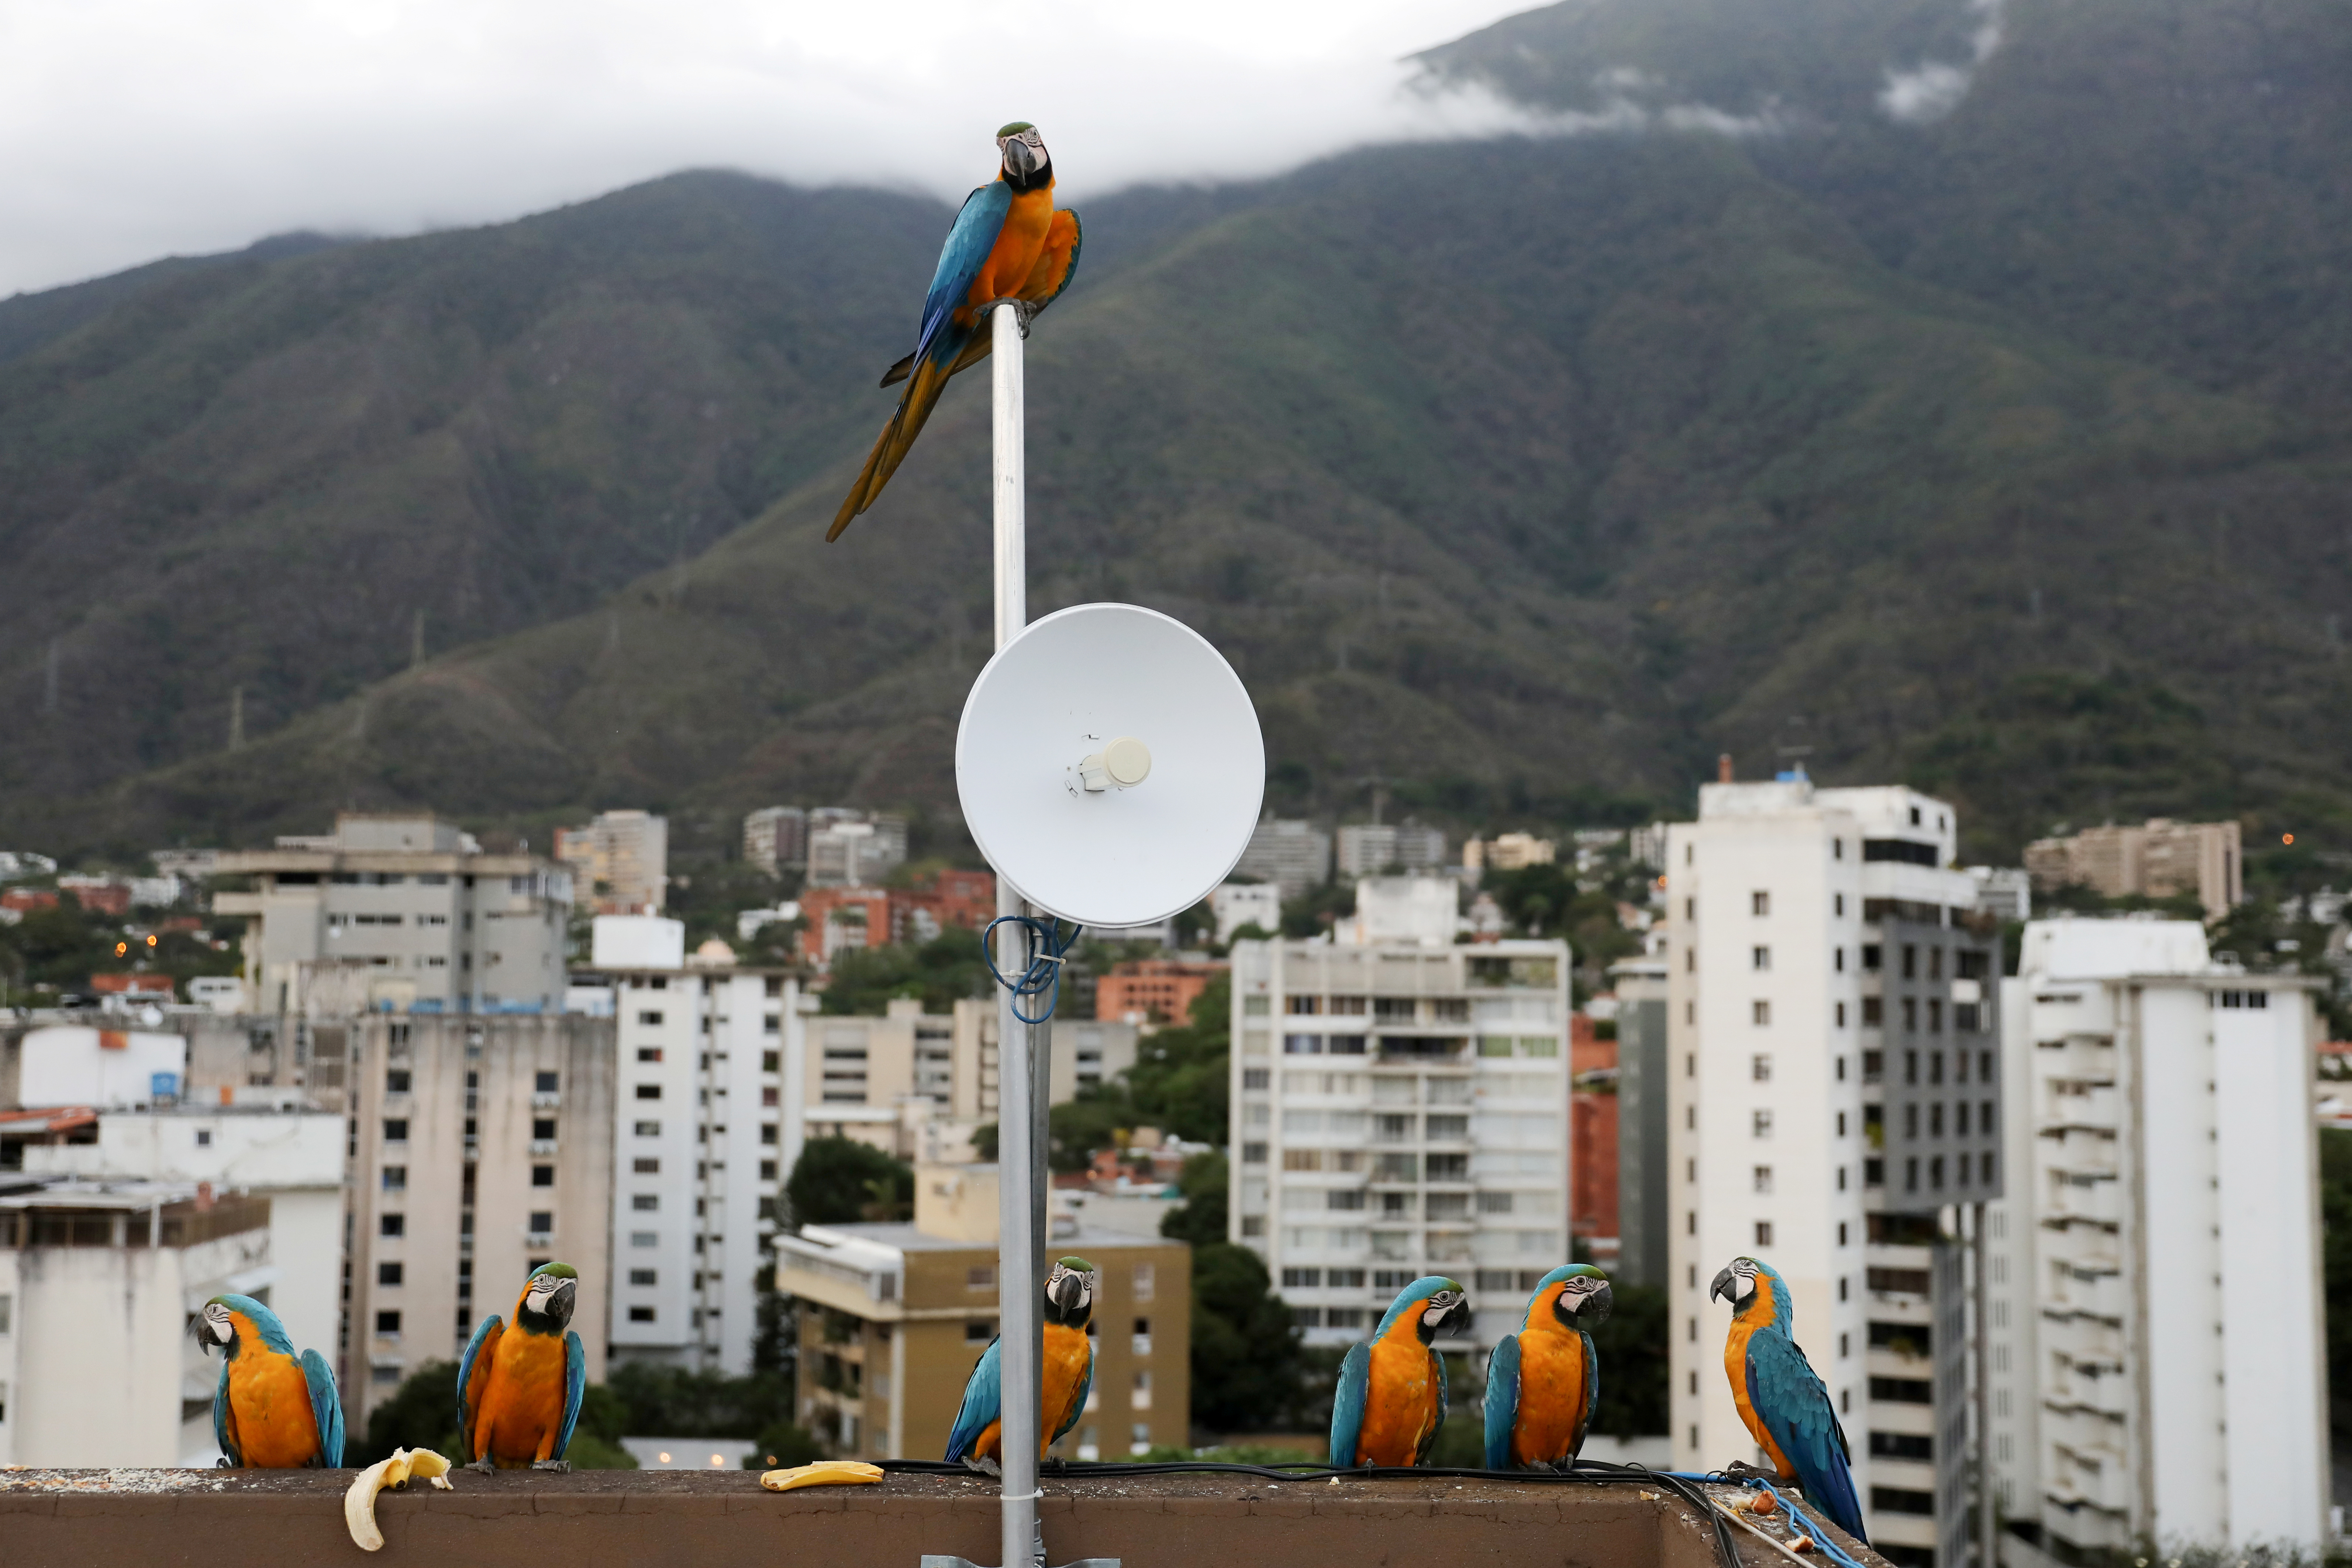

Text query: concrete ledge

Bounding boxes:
[0,1467,1883,1568]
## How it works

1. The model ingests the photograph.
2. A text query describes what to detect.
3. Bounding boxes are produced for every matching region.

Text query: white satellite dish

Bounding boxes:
[956,602,1265,928]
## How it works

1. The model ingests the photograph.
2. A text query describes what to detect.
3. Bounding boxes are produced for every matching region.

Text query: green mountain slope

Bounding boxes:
[10,0,2352,863]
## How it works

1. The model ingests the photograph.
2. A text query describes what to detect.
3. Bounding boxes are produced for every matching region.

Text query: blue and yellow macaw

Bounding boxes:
[459,1261,586,1471]
[947,1257,1097,1470]
[1329,1276,1469,1467]
[196,1294,344,1468]
[1483,1264,1612,1471]
[828,122,1082,540]
[1711,1257,1867,1543]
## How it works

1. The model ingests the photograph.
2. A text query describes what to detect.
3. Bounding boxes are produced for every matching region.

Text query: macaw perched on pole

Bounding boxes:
[458,1262,587,1471]
[1329,1275,1470,1467]
[828,122,1082,541]
[195,1294,344,1468]
[1711,1256,1868,1543]
[1483,1264,1613,1470]
[946,1257,1097,1471]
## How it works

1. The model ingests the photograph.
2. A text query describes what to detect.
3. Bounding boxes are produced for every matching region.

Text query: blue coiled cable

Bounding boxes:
[982,914,1082,1023]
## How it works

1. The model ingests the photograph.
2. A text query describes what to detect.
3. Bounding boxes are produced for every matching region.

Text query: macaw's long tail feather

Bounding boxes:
[880,352,916,389]
[828,355,956,542]
[1797,1458,1868,1545]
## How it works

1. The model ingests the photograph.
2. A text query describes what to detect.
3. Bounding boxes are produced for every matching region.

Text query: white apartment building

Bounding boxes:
[342,1012,616,1429]
[803,998,1135,1149]
[1989,920,2327,1553]
[743,807,808,876]
[0,1179,275,1466]
[1230,918,1573,1351]
[20,1105,344,1361]
[1336,822,1448,878]
[1667,780,2002,1568]
[1210,883,1283,944]
[1233,819,1334,901]
[214,812,571,1016]
[806,815,908,888]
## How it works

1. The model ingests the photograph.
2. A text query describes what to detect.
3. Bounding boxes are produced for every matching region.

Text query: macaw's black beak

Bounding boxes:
[1002,138,1041,179]
[1052,1274,1085,1313]
[1584,1282,1615,1326]
[1709,1267,1737,1305]
[1443,1299,1472,1336]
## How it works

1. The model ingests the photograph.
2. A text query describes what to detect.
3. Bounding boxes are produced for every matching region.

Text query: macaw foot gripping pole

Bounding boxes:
[920,301,1114,1568]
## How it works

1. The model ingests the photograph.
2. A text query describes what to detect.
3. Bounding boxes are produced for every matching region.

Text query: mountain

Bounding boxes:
[7,0,2352,866]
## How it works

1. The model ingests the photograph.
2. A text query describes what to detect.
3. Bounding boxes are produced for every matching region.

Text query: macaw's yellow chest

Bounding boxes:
[478,1332,570,1466]
[1510,1329,1591,1466]
[225,1351,321,1468]
[966,185,1057,312]
[1353,1334,1440,1466]
[1042,1323,1093,1446]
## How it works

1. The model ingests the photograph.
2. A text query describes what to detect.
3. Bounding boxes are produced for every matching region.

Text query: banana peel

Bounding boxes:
[344,1446,455,1551]
[759,1460,884,1493]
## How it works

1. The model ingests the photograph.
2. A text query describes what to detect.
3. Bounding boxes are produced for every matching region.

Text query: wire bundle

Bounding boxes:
[981,914,1083,1023]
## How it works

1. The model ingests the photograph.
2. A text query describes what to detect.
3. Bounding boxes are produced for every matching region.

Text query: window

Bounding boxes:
[638,1011,665,1026]
[634,1120,660,1137]
[532,1165,555,1187]
[386,1070,411,1094]
[1752,1165,1773,1194]
[1753,1221,1774,1246]
[1869,1377,1934,1405]
[629,1306,656,1323]
[1862,944,1881,971]
[1834,893,1845,916]
[1901,945,1917,979]
[1870,1433,1933,1462]
[1835,1002,1847,1027]
[636,1085,662,1100]
[1752,1110,1773,1139]
[1477,1191,1514,1214]
[968,1266,996,1289]
[1751,891,1770,916]
[966,1321,995,1343]
[1752,946,1770,971]
[629,1270,657,1286]
[637,1047,662,1063]
[528,1212,553,1235]
[1862,997,1882,1026]
[375,1311,401,1336]
[1928,999,1943,1033]
[1752,1000,1770,1026]
[1242,1068,1269,1090]
[760,1124,778,1145]
[633,1194,659,1211]
[1132,1264,1155,1301]
[1242,1143,1267,1163]
[378,1262,403,1286]
[533,1118,557,1140]
[535,1071,559,1092]
[381,1166,407,1191]
[1751,1053,1772,1082]
[382,1119,409,1143]
[380,1213,405,1237]
[631,1231,657,1248]
[634,1157,660,1174]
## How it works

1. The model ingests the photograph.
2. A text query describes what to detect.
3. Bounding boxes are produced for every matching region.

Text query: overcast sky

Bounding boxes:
[0,0,1541,297]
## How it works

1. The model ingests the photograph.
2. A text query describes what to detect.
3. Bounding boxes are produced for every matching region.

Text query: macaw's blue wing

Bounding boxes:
[1417,1347,1449,1466]
[1573,1329,1599,1461]
[456,1313,504,1464]
[1748,1334,1866,1544]
[1328,1343,1370,1468]
[300,1349,345,1467]
[555,1330,587,1460]
[1482,1333,1521,1469]
[213,1355,238,1466]
[1055,1347,1093,1448]
[912,182,1014,372]
[945,1337,1004,1463]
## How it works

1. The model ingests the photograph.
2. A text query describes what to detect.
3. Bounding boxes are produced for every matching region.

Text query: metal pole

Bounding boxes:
[990,299,1041,1568]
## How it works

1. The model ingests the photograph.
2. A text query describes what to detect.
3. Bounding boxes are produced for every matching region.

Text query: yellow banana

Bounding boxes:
[758,1460,884,1493]
[344,1446,455,1551]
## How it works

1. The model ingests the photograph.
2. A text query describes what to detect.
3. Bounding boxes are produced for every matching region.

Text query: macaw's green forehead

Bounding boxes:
[1055,1256,1096,1273]
[997,122,1037,139]
[530,1262,579,1281]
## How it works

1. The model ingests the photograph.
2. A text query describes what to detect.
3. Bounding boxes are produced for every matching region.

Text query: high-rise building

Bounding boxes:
[1665,780,2002,1568]
[1609,956,1671,1288]
[0,1179,273,1465]
[342,1012,617,1430]
[743,807,809,876]
[2021,819,2242,917]
[603,949,803,1377]
[806,815,909,888]
[1335,822,1448,878]
[1988,920,2328,1553]
[555,809,669,915]
[213,813,572,1016]
[1228,926,1573,1352]
[1209,882,1283,944]
[1232,820,1333,901]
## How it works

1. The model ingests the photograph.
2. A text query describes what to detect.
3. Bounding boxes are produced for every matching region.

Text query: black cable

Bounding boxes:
[871,1458,1746,1568]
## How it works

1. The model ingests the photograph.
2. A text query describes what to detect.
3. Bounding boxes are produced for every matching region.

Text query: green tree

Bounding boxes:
[1158,1152,1229,1247]
[784,1137,913,1225]
[1587,1282,1670,1440]
[351,1360,459,1466]
[821,930,991,1016]
[1125,973,1231,1144]
[1160,1151,1303,1433]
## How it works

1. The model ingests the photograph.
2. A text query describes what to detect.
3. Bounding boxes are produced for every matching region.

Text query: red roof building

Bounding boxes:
[1096,959,1228,1025]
